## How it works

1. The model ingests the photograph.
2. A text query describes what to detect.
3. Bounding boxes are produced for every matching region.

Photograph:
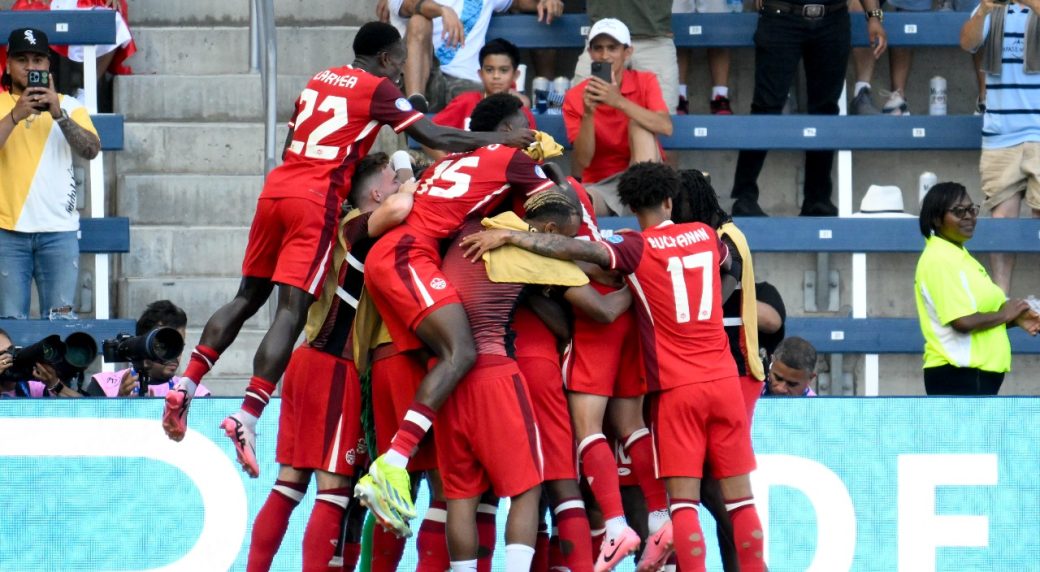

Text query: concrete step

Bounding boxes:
[129,26,359,76]
[127,0,377,26]
[118,277,271,330]
[114,74,311,121]
[123,226,248,277]
[118,174,261,226]
[118,122,288,175]
[183,327,265,382]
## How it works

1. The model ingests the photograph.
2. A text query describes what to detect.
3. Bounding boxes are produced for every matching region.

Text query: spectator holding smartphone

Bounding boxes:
[0,28,100,320]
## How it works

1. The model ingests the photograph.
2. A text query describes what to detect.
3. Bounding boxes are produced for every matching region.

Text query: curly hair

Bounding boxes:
[469,92,524,132]
[673,169,730,228]
[617,162,679,213]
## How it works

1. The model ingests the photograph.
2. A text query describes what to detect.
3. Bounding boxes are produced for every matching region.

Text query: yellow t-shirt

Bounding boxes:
[0,93,96,232]
[914,236,1011,372]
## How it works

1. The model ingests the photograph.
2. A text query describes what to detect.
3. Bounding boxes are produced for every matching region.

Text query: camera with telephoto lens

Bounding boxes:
[0,333,99,384]
[102,327,184,366]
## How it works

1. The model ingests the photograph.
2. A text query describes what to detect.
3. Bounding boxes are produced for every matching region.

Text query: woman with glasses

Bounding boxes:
[914,182,1040,395]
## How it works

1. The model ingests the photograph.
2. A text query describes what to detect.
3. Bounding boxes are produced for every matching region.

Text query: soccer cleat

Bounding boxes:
[709,95,733,115]
[354,474,413,538]
[162,380,194,442]
[881,90,909,115]
[636,521,674,572]
[850,87,881,115]
[594,526,641,572]
[221,414,260,478]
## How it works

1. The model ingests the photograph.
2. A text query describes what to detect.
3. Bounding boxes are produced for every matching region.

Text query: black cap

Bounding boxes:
[7,28,50,57]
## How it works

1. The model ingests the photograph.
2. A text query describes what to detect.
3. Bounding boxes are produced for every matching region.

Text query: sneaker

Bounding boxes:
[162,379,195,442]
[354,473,413,538]
[676,95,689,115]
[731,198,769,217]
[594,526,641,572]
[710,95,733,115]
[975,98,987,115]
[851,86,881,115]
[636,521,674,572]
[800,200,839,217]
[881,90,909,115]
[221,413,260,478]
[356,455,417,527]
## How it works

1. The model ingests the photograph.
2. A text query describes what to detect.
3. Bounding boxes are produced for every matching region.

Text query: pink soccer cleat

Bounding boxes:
[636,520,674,572]
[162,384,192,441]
[594,526,641,572]
[221,413,260,478]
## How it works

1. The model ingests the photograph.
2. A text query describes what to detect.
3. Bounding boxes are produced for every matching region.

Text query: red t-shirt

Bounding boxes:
[433,91,538,131]
[562,69,668,184]
[406,144,554,239]
[601,221,737,391]
[262,65,424,208]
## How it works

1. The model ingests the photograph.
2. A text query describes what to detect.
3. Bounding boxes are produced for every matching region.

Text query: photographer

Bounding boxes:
[88,301,210,398]
[0,328,80,398]
[0,27,101,320]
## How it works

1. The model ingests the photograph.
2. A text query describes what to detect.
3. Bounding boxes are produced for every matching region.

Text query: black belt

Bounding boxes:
[760,0,846,18]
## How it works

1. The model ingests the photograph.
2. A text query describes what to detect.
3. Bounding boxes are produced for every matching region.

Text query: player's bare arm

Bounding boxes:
[460,228,612,267]
[406,117,535,152]
[525,291,571,340]
[564,284,632,324]
[368,178,417,237]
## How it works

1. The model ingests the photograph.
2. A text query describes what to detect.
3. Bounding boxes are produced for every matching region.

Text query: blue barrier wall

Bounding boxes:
[2,398,1038,571]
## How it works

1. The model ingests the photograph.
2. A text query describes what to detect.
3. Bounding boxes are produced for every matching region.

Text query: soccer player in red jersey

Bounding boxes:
[160,22,535,477]
[246,153,416,572]
[356,93,554,532]
[460,162,768,572]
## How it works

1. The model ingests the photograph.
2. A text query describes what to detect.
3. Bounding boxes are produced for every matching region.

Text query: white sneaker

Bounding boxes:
[881,90,909,115]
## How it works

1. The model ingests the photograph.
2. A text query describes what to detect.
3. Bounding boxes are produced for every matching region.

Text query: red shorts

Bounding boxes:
[365,226,461,352]
[517,356,576,481]
[650,377,756,480]
[564,310,645,398]
[739,374,764,424]
[241,197,336,295]
[371,346,438,472]
[276,345,363,475]
[436,356,543,499]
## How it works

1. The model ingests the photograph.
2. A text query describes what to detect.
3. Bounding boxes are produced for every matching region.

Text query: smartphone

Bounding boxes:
[26,69,49,89]
[590,61,612,83]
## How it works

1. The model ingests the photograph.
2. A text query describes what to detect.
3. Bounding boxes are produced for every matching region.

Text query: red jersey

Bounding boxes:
[262,65,423,208]
[433,91,538,132]
[406,144,554,239]
[562,69,668,184]
[602,221,737,391]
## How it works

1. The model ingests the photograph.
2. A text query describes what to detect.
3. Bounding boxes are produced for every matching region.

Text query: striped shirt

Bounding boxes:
[977,4,1040,149]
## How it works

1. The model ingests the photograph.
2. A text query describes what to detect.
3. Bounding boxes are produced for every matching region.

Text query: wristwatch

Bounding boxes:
[49,382,65,395]
[55,108,70,125]
[866,8,884,22]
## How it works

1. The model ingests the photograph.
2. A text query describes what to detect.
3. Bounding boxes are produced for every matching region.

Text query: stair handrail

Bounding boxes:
[251,0,277,174]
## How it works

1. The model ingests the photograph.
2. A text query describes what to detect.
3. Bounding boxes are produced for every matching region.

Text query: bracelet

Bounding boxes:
[9,112,17,126]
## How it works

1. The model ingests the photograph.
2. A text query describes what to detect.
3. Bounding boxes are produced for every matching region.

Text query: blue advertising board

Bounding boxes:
[1,398,1038,571]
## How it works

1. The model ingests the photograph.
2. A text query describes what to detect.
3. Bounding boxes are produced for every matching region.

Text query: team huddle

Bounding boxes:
[158,22,767,572]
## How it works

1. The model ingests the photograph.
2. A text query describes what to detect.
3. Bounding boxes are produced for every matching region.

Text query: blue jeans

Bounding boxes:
[0,229,80,319]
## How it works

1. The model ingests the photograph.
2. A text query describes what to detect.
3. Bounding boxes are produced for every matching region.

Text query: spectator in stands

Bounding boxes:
[729,0,887,217]
[424,37,536,159]
[762,336,817,396]
[563,18,673,216]
[391,0,562,112]
[0,28,100,320]
[914,182,1039,395]
[86,300,211,398]
[961,0,1040,295]
[674,0,735,115]
[575,0,680,112]
[0,327,80,397]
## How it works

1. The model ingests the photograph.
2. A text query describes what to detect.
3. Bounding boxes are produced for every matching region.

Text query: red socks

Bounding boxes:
[370,521,407,572]
[242,376,277,419]
[248,480,307,572]
[390,402,436,457]
[476,501,498,572]
[577,434,625,520]
[417,500,450,572]
[671,499,706,572]
[533,524,550,572]
[623,429,669,512]
[726,497,766,571]
[302,487,350,572]
[183,344,219,383]
[341,542,361,571]
[554,498,594,572]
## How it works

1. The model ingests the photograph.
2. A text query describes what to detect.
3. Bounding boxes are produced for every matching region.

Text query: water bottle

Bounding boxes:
[727,0,743,12]
[929,76,947,116]
[532,76,550,114]
[919,171,937,205]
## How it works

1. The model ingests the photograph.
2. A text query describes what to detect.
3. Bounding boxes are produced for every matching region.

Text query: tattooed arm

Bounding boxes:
[58,116,100,160]
[460,229,612,268]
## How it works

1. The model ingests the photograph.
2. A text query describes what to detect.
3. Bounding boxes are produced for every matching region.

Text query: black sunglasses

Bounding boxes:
[948,204,980,219]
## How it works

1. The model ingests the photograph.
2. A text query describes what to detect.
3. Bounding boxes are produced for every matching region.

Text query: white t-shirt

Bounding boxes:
[390,0,513,83]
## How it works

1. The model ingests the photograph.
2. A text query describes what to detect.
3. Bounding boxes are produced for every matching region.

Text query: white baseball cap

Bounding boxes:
[588,18,631,46]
